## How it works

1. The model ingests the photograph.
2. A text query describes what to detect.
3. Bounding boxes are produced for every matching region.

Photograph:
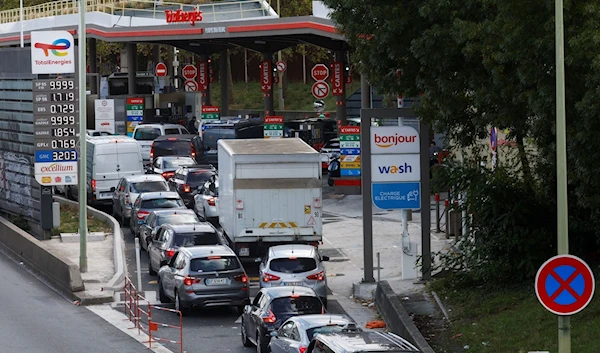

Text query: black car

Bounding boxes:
[150,134,206,166]
[307,330,420,353]
[241,287,325,353]
[147,223,226,275]
[202,119,263,168]
[168,165,216,208]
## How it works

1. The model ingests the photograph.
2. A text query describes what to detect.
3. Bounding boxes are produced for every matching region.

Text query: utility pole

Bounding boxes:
[78,0,88,273]
[555,0,570,351]
[276,0,284,111]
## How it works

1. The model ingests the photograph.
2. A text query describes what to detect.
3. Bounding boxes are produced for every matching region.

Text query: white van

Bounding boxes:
[66,135,144,206]
[132,123,190,164]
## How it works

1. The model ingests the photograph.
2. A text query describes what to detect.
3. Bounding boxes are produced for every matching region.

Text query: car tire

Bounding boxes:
[236,305,245,315]
[148,258,157,276]
[120,209,126,226]
[327,176,334,187]
[66,186,73,200]
[241,319,253,347]
[174,290,189,316]
[257,332,268,353]
[158,281,170,303]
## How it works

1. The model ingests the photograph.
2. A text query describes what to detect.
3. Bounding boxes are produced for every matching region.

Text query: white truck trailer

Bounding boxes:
[217,138,323,258]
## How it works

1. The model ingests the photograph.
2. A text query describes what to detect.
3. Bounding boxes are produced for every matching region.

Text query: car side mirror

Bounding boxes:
[110,187,116,192]
[321,256,330,262]
[160,259,169,267]
[270,331,278,338]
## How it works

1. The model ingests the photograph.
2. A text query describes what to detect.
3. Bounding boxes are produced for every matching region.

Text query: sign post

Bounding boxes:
[339,127,361,176]
[126,98,144,137]
[155,62,167,77]
[94,99,115,134]
[201,106,220,121]
[264,116,284,139]
[311,64,329,82]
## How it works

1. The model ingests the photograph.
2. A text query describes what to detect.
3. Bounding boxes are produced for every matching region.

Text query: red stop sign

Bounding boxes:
[311,63,329,81]
[182,64,197,80]
[155,62,167,77]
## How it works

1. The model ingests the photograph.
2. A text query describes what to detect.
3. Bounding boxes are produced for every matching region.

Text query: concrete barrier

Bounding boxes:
[375,281,436,353]
[0,216,84,294]
[53,196,127,290]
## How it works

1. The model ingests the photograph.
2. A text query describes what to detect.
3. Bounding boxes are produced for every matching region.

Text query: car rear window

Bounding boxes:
[269,258,317,273]
[131,181,169,193]
[270,296,323,315]
[306,325,347,340]
[174,232,220,247]
[187,172,213,187]
[164,128,180,135]
[157,214,199,225]
[163,157,196,169]
[153,140,191,157]
[141,198,184,209]
[190,256,240,272]
[135,128,161,141]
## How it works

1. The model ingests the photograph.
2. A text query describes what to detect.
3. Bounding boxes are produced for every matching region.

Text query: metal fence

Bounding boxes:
[0,48,40,223]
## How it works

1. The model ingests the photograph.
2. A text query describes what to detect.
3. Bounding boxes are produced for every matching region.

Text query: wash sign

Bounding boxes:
[370,126,421,209]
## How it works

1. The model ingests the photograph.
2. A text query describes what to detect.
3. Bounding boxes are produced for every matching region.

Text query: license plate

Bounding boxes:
[238,248,250,256]
[99,193,112,198]
[206,150,217,154]
[206,278,230,285]
[284,282,303,286]
[137,220,144,224]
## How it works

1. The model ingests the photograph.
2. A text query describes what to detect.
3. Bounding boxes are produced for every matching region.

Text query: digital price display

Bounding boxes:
[33,78,79,186]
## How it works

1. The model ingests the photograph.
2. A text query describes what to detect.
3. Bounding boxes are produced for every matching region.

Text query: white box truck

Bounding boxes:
[218,138,323,258]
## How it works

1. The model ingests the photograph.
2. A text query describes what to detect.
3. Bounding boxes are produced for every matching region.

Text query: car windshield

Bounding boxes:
[187,172,213,187]
[140,198,184,209]
[163,157,196,169]
[270,296,323,315]
[157,214,199,225]
[134,128,161,141]
[269,258,317,274]
[131,181,169,193]
[306,325,348,340]
[174,232,221,247]
[190,256,240,272]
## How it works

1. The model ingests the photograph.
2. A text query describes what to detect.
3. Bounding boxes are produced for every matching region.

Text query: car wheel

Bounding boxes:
[174,290,189,316]
[257,333,268,353]
[327,176,334,187]
[241,319,253,347]
[158,280,170,303]
[66,186,73,200]
[148,257,157,276]
[120,208,126,226]
[236,305,245,315]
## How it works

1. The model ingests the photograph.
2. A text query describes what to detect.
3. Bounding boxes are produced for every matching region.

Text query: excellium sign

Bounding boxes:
[31,31,75,74]
[371,126,420,154]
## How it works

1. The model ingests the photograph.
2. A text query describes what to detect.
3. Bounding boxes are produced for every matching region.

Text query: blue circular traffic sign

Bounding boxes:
[535,255,595,316]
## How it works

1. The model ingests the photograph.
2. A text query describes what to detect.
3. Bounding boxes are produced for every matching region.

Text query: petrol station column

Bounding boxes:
[88,38,98,94]
[334,50,347,126]
[127,43,137,95]
[261,52,275,116]
[219,49,229,115]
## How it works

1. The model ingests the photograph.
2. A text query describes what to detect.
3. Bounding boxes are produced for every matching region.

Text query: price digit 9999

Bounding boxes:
[49,80,75,90]
[51,115,76,125]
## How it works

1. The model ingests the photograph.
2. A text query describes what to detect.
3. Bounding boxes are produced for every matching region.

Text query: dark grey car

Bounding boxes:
[157,245,250,316]
[139,209,200,251]
[129,191,185,237]
[148,223,226,276]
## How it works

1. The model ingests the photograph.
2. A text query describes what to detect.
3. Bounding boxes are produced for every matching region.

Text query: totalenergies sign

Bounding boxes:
[31,31,75,74]
[165,9,203,26]
[370,126,420,154]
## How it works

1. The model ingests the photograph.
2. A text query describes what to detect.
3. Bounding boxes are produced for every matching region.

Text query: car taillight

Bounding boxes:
[299,347,307,353]
[183,184,191,193]
[306,271,325,281]
[207,197,216,206]
[234,274,248,283]
[262,309,276,323]
[262,273,280,282]
[162,171,175,179]
[91,179,96,192]
[125,194,131,206]
[183,276,200,286]
[136,211,150,220]
[191,143,196,158]
[165,248,175,258]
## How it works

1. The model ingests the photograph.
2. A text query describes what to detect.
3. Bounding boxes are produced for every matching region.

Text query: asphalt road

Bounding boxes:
[118,214,347,353]
[0,246,152,353]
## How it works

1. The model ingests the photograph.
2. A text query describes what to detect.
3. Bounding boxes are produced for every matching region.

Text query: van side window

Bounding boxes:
[180,127,190,134]
[165,128,179,135]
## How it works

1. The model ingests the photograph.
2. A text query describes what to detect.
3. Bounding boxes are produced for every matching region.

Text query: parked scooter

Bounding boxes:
[327,153,340,186]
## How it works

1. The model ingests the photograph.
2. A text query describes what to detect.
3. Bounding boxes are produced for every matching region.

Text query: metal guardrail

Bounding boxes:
[0,0,270,24]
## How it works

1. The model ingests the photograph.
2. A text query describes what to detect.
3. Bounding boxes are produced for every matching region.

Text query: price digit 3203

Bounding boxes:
[51,115,76,125]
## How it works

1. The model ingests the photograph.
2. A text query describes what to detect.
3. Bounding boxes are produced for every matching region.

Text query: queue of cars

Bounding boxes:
[77,126,420,353]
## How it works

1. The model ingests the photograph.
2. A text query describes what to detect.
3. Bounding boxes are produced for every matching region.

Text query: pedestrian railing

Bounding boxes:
[0,0,272,25]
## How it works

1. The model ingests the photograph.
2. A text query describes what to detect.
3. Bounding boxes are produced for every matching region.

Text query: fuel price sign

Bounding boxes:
[33,78,79,186]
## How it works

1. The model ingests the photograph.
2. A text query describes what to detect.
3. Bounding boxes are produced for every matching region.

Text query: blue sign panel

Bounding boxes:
[372,182,421,209]
[35,150,53,162]
[35,150,78,162]
[341,168,361,176]
[127,116,143,122]
[341,148,361,155]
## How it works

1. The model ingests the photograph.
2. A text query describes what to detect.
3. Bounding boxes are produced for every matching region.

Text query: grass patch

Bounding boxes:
[427,276,600,353]
[50,205,112,236]
[210,81,361,111]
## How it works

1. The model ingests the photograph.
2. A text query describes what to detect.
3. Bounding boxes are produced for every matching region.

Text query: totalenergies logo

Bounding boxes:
[373,133,417,148]
[34,38,71,57]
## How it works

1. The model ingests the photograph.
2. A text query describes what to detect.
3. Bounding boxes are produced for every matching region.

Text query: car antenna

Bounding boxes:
[328,314,332,325]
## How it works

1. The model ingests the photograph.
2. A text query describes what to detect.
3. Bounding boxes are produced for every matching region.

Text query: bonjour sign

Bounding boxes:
[165,9,203,26]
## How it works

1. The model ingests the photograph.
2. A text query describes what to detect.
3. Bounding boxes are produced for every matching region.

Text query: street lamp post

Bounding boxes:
[555,0,570,351]
[78,0,88,273]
